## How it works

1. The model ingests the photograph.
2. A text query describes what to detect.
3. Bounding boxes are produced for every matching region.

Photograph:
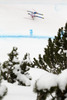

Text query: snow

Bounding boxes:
[13,65,21,75]
[12,57,19,63]
[58,49,61,54]
[13,65,31,86]
[0,85,7,97]
[24,72,32,80]
[21,53,32,64]
[2,81,37,100]
[29,68,47,86]
[8,62,13,66]
[36,73,57,90]
[17,74,31,86]
[35,69,67,92]
[2,68,8,72]
[0,38,47,63]
[58,69,67,91]
[63,50,67,56]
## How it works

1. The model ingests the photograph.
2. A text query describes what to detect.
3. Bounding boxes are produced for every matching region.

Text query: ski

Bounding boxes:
[35,15,44,19]
[27,10,43,15]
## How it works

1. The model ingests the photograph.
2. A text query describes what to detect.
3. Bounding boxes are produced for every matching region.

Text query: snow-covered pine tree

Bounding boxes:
[62,23,67,68]
[33,38,57,73]
[2,61,9,80]
[34,69,67,100]
[35,84,67,100]
[33,54,47,70]
[20,53,32,74]
[0,63,2,85]
[0,63,8,100]
[17,53,32,86]
[43,38,56,72]
[53,23,67,71]
[34,23,67,100]
[33,23,67,74]
[2,49,32,86]
[2,47,20,83]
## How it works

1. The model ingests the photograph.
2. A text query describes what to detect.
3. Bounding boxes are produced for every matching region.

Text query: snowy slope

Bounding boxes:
[0,0,67,37]
[0,3,67,36]
[2,81,36,100]
[0,38,48,62]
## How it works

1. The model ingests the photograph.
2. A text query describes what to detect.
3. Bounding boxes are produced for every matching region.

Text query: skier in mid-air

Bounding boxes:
[27,10,44,20]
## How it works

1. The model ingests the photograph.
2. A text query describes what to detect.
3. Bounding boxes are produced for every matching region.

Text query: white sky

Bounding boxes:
[0,0,67,62]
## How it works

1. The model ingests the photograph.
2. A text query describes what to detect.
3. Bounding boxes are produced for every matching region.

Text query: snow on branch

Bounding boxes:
[34,69,67,91]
